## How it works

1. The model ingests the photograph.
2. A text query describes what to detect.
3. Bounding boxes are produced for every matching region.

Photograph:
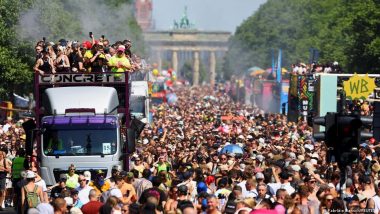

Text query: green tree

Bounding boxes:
[224,0,380,78]
[181,61,193,84]
[199,62,207,84]
[0,0,146,100]
[19,0,82,41]
[0,0,34,99]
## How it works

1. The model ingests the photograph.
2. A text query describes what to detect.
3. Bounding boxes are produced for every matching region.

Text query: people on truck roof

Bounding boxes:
[33,34,146,76]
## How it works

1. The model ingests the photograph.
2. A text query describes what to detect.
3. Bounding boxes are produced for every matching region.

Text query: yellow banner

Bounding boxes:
[343,73,375,100]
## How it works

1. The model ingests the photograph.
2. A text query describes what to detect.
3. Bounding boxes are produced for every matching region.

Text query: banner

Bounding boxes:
[38,73,126,84]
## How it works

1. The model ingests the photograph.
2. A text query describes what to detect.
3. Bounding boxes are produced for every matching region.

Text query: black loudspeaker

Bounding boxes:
[131,118,146,137]
[22,119,36,157]
[374,102,380,142]
[127,128,136,153]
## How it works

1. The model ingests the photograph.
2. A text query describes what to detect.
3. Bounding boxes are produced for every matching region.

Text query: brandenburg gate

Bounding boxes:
[144,30,231,86]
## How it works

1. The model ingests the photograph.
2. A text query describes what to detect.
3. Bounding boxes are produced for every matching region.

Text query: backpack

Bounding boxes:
[24,185,39,208]
[224,199,237,214]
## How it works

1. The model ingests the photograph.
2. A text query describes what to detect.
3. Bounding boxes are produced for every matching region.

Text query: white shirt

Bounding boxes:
[177,180,197,201]
[35,179,47,192]
[76,185,93,205]
[110,188,123,198]
[238,181,258,199]
[372,195,380,214]
[243,189,258,199]
[268,182,295,195]
[2,124,10,133]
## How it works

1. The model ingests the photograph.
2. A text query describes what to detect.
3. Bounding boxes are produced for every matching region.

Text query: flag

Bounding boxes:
[276,49,282,83]
[13,93,29,108]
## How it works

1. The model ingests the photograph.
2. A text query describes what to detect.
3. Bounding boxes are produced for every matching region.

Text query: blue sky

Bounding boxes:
[152,0,267,32]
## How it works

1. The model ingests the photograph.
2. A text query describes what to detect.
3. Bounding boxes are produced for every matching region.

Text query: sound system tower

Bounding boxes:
[22,119,36,157]
[374,102,380,142]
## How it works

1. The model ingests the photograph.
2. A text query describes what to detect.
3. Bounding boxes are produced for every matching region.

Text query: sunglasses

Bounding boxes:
[79,179,86,182]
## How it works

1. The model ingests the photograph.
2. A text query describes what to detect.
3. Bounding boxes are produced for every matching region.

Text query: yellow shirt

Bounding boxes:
[66,173,79,189]
[83,50,93,59]
[89,180,110,196]
[133,165,145,177]
[83,50,93,72]
[108,55,131,73]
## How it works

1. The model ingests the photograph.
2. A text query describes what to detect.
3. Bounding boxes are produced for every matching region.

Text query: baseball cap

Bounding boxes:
[117,45,126,52]
[96,169,105,175]
[112,165,122,171]
[59,174,67,181]
[126,172,134,179]
[255,172,265,180]
[58,39,67,47]
[197,182,207,193]
[82,41,92,49]
[84,171,91,181]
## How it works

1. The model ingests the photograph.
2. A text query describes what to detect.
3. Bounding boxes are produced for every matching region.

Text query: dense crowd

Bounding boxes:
[3,83,377,214]
[33,35,148,79]
[0,37,376,214]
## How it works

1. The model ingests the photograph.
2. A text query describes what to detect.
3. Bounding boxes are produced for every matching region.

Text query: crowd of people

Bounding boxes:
[0,36,376,214]
[4,83,377,214]
[33,35,148,78]
[292,62,343,75]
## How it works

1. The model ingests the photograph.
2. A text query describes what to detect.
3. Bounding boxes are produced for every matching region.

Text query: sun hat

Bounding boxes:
[26,171,36,179]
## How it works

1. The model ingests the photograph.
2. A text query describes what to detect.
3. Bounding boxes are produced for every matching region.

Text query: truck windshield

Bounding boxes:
[130,95,145,118]
[42,118,118,156]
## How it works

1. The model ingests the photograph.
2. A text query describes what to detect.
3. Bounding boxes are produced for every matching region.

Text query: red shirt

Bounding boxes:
[81,201,103,214]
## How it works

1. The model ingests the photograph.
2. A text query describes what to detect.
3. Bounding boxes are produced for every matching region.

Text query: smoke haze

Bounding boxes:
[18,0,136,43]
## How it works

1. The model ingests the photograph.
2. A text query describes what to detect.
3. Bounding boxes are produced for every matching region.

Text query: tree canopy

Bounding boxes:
[224,0,380,78]
[0,0,145,99]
